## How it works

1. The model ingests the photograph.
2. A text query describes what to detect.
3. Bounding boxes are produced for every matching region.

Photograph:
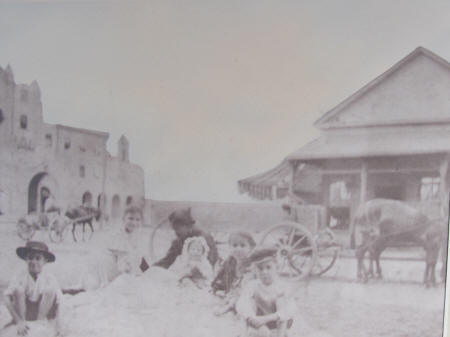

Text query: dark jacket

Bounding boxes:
[211,256,238,294]
[153,227,218,269]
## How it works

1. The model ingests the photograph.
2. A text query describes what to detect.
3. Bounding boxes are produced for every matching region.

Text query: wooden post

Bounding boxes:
[100,149,107,230]
[439,155,450,219]
[271,185,277,200]
[289,161,299,196]
[360,161,368,204]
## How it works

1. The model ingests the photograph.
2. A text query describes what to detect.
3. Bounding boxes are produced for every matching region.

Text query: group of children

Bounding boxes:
[2,206,296,337]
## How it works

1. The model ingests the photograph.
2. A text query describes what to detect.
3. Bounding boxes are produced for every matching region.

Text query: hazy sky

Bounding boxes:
[1,0,450,202]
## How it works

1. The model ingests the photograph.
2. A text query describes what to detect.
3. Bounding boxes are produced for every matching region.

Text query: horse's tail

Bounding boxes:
[350,216,358,249]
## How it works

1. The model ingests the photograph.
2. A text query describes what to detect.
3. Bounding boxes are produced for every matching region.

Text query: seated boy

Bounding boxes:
[212,231,256,316]
[3,241,62,336]
[236,247,296,337]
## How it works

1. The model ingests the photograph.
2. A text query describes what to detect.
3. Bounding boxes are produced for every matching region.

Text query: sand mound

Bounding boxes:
[62,267,241,337]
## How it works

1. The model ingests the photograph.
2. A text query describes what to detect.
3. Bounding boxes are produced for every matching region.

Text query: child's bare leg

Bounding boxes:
[241,319,250,337]
[257,325,271,337]
[277,321,288,337]
[37,289,57,320]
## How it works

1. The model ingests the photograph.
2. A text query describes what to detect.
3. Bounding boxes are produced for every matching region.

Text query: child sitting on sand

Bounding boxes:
[212,231,256,315]
[171,236,214,289]
[3,241,62,337]
[108,205,150,277]
[236,247,296,337]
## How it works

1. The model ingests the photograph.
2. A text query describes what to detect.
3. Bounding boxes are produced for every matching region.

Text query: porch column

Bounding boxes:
[360,161,368,204]
[289,161,300,196]
[271,185,277,200]
[439,155,450,219]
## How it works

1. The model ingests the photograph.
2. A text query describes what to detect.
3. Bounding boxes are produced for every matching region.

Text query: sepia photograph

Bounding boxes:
[0,1,449,337]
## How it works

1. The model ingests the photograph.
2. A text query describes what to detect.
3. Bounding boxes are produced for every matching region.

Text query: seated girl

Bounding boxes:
[236,247,296,337]
[170,236,214,289]
[212,231,256,316]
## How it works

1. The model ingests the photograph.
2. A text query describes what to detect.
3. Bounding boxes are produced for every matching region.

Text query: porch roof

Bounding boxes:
[287,129,450,162]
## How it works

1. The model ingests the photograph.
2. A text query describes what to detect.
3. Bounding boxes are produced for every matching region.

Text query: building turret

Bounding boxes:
[118,135,129,162]
[5,64,14,83]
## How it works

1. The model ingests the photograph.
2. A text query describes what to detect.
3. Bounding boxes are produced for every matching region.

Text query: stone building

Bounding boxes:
[239,47,450,236]
[0,65,145,221]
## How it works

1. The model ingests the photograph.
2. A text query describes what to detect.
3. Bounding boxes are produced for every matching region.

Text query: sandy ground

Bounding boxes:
[0,222,446,337]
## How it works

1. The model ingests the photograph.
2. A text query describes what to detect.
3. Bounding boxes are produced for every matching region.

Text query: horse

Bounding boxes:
[350,199,448,284]
[65,206,101,242]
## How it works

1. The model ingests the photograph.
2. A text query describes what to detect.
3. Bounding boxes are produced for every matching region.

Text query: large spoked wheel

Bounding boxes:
[259,222,317,280]
[17,219,35,241]
[73,223,94,242]
[49,217,67,243]
[150,219,174,262]
[311,228,340,276]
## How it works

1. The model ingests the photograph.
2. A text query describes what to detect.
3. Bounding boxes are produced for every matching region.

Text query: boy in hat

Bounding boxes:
[4,241,62,336]
[153,208,218,269]
[236,246,296,337]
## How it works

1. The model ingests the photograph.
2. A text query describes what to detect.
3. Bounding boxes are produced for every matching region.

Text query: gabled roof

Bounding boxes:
[287,126,450,161]
[314,47,450,129]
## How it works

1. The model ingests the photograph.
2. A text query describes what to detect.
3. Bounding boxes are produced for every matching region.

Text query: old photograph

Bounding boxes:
[0,1,449,337]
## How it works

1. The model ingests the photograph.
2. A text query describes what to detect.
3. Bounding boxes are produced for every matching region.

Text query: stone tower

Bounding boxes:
[118,135,129,162]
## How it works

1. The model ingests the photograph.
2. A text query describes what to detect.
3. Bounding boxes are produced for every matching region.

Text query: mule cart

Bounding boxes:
[17,212,96,243]
[149,216,341,281]
[17,212,67,243]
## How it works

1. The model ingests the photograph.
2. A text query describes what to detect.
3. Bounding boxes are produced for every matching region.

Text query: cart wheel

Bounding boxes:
[311,228,340,276]
[260,222,317,280]
[73,223,94,242]
[49,217,67,243]
[17,219,35,241]
[150,219,173,262]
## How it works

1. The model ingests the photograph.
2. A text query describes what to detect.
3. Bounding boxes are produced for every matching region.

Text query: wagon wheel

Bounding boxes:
[311,228,340,276]
[260,222,317,280]
[17,219,35,241]
[49,217,67,243]
[73,222,94,242]
[150,219,173,262]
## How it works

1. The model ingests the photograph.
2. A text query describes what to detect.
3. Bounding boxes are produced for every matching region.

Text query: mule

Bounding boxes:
[65,206,101,242]
[350,199,447,284]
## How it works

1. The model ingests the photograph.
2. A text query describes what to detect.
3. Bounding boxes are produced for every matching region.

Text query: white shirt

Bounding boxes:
[4,268,62,304]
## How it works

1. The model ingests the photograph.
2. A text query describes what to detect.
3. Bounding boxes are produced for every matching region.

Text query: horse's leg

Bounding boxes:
[424,263,429,286]
[72,223,77,242]
[367,247,376,278]
[88,220,94,237]
[375,250,383,279]
[82,223,86,242]
[356,245,368,282]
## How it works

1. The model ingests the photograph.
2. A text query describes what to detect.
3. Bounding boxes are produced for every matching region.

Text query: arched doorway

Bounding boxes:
[0,190,8,215]
[82,191,93,207]
[111,194,121,218]
[28,172,59,214]
[40,187,50,213]
[126,195,133,206]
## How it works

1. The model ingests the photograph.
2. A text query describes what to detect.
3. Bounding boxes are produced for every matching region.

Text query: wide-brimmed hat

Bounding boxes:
[16,241,55,263]
[248,246,277,265]
[168,208,195,227]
